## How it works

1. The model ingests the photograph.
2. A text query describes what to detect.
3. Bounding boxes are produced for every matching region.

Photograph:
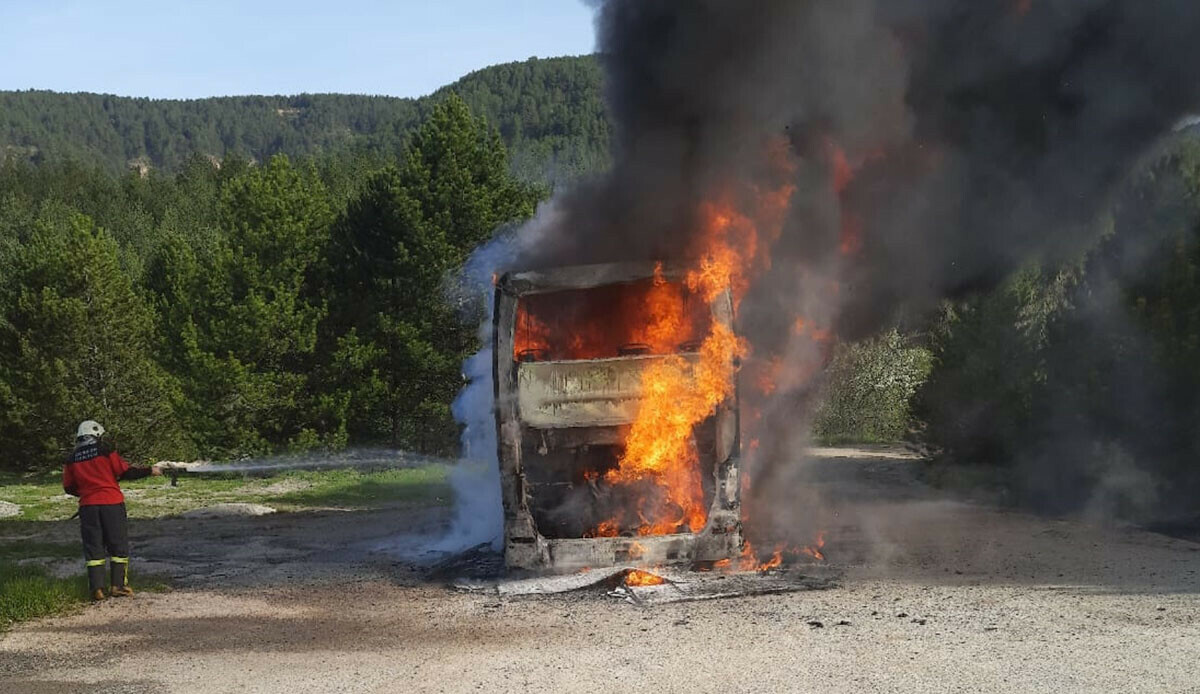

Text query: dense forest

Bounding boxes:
[0,56,609,184]
[0,95,540,468]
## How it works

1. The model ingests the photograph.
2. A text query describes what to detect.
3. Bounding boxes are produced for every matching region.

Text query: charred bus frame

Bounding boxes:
[492,262,744,573]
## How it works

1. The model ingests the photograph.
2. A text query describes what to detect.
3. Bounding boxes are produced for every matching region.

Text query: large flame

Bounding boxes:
[604,319,745,534]
[596,173,796,537]
[686,187,796,306]
[631,263,686,349]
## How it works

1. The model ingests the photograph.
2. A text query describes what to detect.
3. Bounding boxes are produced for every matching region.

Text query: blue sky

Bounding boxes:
[0,0,597,99]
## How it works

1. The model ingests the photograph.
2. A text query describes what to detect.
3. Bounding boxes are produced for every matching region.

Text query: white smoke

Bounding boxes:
[427,344,504,552]
[429,201,566,553]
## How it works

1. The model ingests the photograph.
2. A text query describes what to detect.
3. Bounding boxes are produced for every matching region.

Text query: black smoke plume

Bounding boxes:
[490,0,1200,534]
[523,0,1200,321]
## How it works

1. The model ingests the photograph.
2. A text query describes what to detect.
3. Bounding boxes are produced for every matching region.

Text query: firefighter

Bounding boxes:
[62,420,163,601]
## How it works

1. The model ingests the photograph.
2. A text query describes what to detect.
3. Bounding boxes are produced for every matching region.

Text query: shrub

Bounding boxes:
[813,330,932,444]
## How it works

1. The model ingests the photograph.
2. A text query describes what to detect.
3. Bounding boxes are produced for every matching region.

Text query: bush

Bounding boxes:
[812,330,932,444]
[915,267,1067,465]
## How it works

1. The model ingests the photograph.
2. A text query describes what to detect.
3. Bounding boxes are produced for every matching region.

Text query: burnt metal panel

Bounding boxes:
[516,354,702,429]
[501,261,688,297]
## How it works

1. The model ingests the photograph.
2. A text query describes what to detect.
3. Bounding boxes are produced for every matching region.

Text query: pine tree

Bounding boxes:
[146,155,338,456]
[322,95,539,451]
[0,212,188,469]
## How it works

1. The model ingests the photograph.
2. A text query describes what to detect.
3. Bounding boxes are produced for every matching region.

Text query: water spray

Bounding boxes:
[155,449,466,486]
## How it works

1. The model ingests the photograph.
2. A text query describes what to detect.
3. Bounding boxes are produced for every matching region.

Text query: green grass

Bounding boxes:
[0,469,76,521]
[0,563,87,629]
[273,466,452,507]
[0,560,173,631]
[0,464,452,522]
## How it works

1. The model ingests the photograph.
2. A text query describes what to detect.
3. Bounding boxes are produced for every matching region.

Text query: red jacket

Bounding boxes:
[63,440,148,506]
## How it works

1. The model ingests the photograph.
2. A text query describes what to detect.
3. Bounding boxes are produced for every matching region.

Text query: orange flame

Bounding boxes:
[584,519,620,538]
[739,541,783,572]
[685,183,796,307]
[582,141,805,545]
[759,548,784,572]
[514,306,552,360]
[826,139,867,257]
[801,530,827,561]
[606,320,746,534]
[514,276,710,361]
[625,569,666,587]
[738,541,759,571]
[752,356,783,396]
[793,317,835,344]
[735,533,827,572]
[630,262,687,350]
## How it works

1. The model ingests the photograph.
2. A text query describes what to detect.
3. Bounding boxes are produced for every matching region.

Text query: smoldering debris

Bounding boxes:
[461,565,838,606]
[427,542,506,581]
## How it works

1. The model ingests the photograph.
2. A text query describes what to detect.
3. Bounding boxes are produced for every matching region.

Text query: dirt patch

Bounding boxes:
[807,445,924,460]
[13,558,77,579]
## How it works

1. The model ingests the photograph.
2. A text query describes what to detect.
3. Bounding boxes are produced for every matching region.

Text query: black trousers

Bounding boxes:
[79,503,131,591]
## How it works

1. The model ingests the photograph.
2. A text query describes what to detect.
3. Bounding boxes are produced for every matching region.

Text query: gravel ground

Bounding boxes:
[2,451,1198,693]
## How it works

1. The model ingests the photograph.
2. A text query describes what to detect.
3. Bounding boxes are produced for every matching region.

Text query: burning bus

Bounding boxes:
[493,261,744,573]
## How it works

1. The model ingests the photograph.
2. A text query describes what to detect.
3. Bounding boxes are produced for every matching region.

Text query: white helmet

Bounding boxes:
[76,420,105,440]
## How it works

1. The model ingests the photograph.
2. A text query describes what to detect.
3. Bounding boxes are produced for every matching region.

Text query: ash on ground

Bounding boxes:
[425,542,507,581]
[431,548,839,606]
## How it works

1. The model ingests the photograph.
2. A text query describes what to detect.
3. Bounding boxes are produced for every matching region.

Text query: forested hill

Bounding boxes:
[0,55,609,182]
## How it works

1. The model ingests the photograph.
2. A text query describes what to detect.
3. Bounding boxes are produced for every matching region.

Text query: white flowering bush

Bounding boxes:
[812,330,932,444]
